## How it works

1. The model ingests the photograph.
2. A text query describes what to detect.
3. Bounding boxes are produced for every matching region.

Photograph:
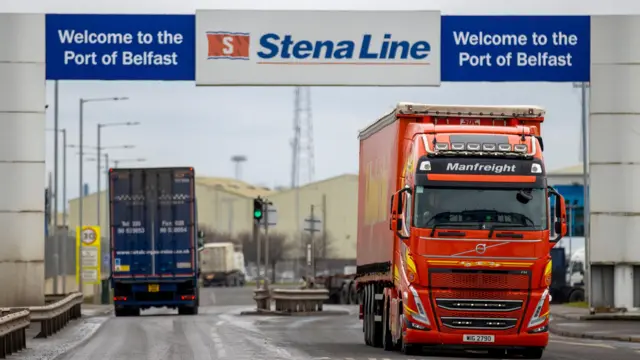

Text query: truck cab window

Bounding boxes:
[403,192,412,236]
[571,260,584,274]
[413,186,547,231]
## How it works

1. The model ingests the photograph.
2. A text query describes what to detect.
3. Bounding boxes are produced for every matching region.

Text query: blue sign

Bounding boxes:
[46,14,195,81]
[441,16,590,82]
[45,14,590,82]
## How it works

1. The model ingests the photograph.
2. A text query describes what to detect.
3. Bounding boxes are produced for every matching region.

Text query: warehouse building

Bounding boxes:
[67,173,358,264]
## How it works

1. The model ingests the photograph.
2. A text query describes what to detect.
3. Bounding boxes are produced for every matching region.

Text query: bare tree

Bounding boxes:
[238,231,292,282]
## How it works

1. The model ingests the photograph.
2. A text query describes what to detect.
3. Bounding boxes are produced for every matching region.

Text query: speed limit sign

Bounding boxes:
[81,228,97,245]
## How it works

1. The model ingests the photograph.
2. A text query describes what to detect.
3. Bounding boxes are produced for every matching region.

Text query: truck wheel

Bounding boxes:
[350,285,358,304]
[130,308,140,316]
[178,306,193,315]
[340,285,349,304]
[364,286,372,345]
[401,342,418,355]
[114,308,126,317]
[569,289,585,302]
[382,299,395,351]
[371,286,383,348]
[515,347,544,359]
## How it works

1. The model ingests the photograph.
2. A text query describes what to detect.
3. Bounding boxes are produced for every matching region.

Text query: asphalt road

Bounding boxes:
[56,286,640,360]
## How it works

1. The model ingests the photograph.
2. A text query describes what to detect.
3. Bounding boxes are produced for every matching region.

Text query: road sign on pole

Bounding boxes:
[259,204,277,227]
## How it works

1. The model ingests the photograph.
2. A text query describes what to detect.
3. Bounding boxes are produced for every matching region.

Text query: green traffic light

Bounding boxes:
[254,210,263,218]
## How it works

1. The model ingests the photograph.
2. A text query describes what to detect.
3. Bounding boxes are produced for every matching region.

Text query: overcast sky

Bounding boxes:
[5,0,637,204]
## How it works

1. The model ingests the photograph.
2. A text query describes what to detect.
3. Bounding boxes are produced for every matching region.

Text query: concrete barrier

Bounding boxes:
[271,289,329,313]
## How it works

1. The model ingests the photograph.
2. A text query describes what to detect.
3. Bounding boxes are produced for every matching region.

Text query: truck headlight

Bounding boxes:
[527,289,549,328]
[407,286,431,326]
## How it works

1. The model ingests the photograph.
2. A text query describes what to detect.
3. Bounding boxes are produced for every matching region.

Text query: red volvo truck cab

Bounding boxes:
[356,103,567,358]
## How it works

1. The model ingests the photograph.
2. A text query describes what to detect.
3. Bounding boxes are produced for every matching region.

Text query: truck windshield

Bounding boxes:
[413,186,547,231]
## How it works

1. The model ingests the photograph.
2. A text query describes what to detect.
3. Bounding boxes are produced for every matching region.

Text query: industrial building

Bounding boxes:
[67,173,358,261]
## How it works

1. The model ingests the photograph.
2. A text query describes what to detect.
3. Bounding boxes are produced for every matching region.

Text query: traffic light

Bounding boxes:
[253,198,264,221]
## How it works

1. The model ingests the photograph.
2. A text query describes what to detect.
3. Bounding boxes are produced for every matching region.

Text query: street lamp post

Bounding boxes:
[77,96,128,293]
[97,122,139,235]
[46,127,68,294]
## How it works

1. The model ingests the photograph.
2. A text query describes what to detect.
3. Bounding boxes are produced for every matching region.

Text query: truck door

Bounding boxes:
[111,170,153,277]
[153,168,195,276]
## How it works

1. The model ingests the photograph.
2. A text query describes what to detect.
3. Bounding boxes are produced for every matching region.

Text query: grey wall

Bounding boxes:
[44,230,110,279]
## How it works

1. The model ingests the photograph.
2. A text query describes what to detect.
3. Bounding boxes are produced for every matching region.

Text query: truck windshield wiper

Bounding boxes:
[487,224,527,239]
[429,222,476,237]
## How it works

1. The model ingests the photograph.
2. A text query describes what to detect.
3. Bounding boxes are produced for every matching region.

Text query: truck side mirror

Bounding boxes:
[197,230,205,239]
[397,191,404,214]
[394,186,412,240]
[548,186,567,243]
[389,194,395,215]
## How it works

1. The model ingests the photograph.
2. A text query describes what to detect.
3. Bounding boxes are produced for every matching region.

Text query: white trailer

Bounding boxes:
[198,242,245,287]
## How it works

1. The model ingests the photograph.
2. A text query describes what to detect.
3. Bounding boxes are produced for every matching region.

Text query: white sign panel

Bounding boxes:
[259,205,277,227]
[195,10,441,86]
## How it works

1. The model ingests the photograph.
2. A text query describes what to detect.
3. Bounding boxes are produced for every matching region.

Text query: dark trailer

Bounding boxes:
[109,167,201,316]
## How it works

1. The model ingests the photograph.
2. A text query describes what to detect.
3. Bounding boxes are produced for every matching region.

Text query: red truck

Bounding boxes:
[356,103,567,358]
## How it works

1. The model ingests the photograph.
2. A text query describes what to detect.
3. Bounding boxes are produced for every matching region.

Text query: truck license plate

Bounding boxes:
[463,334,495,343]
[148,284,160,292]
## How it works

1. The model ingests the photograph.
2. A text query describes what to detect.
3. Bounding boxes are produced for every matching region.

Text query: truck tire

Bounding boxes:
[350,284,358,304]
[130,308,140,316]
[114,308,126,317]
[371,284,383,348]
[515,347,544,359]
[382,298,395,351]
[178,306,198,315]
[340,285,349,304]
[401,342,418,355]
[364,285,372,345]
[569,289,585,302]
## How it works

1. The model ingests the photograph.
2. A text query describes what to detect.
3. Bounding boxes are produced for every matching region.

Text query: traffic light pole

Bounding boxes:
[254,216,260,289]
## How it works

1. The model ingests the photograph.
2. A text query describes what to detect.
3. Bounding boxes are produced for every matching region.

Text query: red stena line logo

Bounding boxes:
[206,31,250,60]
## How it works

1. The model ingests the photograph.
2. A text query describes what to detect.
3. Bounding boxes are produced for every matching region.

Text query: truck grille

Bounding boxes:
[430,270,530,290]
[441,317,518,330]
[429,269,531,335]
[436,298,523,312]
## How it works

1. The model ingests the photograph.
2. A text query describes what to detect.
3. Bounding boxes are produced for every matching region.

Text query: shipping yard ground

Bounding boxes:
[8,287,639,360]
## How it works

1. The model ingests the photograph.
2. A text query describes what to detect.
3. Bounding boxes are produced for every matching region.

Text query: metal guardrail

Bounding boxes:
[30,292,83,338]
[0,309,30,358]
[0,292,84,357]
[271,289,329,313]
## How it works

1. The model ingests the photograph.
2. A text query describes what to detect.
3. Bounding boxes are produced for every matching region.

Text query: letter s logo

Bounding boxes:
[222,36,234,55]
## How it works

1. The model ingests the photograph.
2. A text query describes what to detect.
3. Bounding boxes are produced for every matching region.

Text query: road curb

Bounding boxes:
[549,321,640,343]
[551,311,640,321]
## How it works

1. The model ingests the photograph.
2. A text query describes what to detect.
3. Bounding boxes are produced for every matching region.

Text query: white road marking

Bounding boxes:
[289,317,325,329]
[210,328,227,358]
[215,320,225,326]
[549,339,615,349]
